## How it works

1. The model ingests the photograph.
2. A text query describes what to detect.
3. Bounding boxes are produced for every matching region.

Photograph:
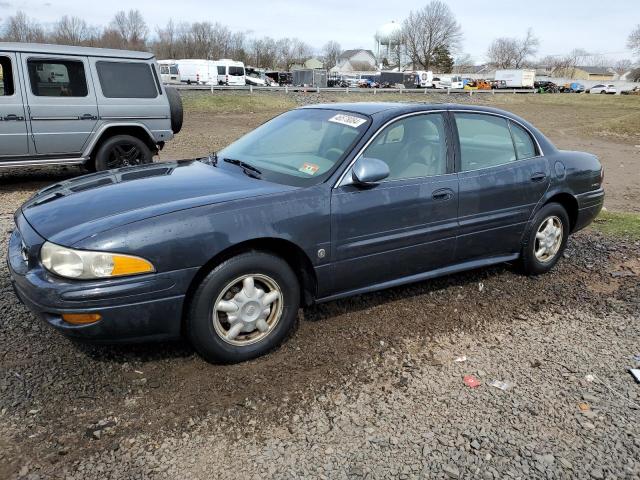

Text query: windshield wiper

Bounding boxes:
[223,158,262,178]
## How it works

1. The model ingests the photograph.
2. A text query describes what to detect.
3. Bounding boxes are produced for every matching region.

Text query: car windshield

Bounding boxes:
[217,109,370,186]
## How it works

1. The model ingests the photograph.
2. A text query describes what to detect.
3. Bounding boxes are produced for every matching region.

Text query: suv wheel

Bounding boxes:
[94,135,153,171]
[187,252,300,364]
[520,202,570,275]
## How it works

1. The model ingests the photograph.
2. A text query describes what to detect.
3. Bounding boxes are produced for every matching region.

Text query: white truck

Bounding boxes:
[215,59,246,86]
[176,59,217,85]
[414,70,434,88]
[494,69,536,88]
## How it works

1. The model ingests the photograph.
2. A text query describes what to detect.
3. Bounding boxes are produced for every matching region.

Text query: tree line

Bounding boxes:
[1,7,639,78]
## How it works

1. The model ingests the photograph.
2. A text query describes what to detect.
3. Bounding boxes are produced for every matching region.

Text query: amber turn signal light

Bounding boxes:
[62,313,102,325]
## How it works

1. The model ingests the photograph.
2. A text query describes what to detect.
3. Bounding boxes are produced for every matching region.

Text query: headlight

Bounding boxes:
[40,241,155,280]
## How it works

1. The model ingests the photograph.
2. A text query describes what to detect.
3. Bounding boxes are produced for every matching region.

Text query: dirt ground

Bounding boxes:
[1,92,639,479]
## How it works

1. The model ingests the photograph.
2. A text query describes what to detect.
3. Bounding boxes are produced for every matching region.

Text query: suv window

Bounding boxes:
[27,59,88,97]
[455,113,516,171]
[363,113,447,180]
[0,56,14,96]
[96,61,158,98]
[510,121,537,159]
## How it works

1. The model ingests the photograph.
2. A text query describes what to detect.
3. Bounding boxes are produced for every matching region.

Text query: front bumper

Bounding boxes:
[7,219,198,343]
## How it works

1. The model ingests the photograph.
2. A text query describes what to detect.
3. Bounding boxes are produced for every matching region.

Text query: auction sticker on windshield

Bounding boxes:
[328,114,367,128]
[299,162,320,175]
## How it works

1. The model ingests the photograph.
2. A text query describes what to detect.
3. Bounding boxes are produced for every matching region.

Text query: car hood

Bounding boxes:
[20,159,295,245]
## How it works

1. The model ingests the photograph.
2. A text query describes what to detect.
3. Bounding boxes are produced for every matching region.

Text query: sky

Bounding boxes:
[1,0,637,63]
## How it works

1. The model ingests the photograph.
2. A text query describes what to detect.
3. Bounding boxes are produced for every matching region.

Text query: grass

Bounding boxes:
[592,210,640,239]
[181,91,295,114]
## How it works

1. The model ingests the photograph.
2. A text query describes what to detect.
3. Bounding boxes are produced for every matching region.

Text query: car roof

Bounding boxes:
[300,102,524,119]
[0,42,155,60]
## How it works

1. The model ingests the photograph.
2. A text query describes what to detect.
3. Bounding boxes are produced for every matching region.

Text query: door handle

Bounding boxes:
[432,188,454,201]
[3,114,24,121]
[530,173,547,182]
[79,114,98,120]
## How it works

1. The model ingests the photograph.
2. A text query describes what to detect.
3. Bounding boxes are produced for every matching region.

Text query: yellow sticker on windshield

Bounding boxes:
[299,163,320,175]
[328,114,367,128]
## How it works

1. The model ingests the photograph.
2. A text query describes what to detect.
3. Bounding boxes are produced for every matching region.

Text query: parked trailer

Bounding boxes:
[494,69,536,88]
[380,71,416,89]
[266,71,292,86]
[291,69,328,88]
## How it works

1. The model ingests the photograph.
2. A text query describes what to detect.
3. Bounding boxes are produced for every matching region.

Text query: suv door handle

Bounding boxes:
[4,114,25,121]
[79,114,98,120]
[531,173,547,182]
[432,188,454,201]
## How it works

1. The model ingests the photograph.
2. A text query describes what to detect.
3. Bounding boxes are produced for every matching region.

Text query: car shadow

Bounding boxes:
[0,166,86,191]
[69,261,517,365]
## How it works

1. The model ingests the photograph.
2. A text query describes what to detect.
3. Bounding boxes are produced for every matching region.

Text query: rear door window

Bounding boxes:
[217,66,225,75]
[96,61,158,98]
[454,113,517,171]
[27,59,88,97]
[0,56,14,96]
[509,121,538,159]
[229,66,244,76]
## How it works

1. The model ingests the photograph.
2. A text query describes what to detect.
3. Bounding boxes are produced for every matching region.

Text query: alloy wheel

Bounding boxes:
[107,143,145,169]
[534,216,563,263]
[212,274,283,346]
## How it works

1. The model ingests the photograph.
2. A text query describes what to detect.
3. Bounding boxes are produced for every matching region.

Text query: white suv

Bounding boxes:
[589,84,616,94]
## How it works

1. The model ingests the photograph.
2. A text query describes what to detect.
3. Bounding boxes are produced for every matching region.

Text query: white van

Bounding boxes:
[176,59,216,85]
[158,60,181,84]
[438,75,463,89]
[216,59,246,86]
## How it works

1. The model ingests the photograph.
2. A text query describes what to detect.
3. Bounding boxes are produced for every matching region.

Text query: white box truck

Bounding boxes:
[494,69,535,88]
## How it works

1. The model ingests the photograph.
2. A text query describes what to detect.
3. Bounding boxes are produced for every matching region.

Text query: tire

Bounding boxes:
[187,251,300,364]
[520,202,570,275]
[165,86,183,134]
[93,135,153,171]
[600,90,605,94]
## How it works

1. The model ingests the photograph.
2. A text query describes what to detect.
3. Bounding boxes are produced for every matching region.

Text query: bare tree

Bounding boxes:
[1,11,45,42]
[628,25,640,57]
[487,28,539,69]
[402,0,462,70]
[52,16,97,45]
[110,9,148,49]
[276,38,313,70]
[613,59,633,77]
[453,53,475,74]
[322,41,341,70]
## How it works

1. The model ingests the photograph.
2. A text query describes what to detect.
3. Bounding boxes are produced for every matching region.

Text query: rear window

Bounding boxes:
[0,56,14,96]
[27,59,88,97]
[96,61,158,98]
[229,66,244,76]
[217,66,225,75]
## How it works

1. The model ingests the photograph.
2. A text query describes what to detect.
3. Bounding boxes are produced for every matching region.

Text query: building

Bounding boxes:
[552,66,615,81]
[290,58,324,70]
[331,49,377,73]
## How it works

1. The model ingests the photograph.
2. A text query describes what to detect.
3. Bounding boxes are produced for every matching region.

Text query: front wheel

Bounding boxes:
[187,252,300,364]
[520,203,570,275]
[93,135,153,171]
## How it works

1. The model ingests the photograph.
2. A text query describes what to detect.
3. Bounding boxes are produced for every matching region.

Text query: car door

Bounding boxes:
[0,52,30,158]
[452,112,550,262]
[329,112,458,295]
[20,53,98,155]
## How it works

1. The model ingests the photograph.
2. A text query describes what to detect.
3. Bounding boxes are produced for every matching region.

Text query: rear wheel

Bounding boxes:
[520,202,570,275]
[93,135,153,171]
[187,252,300,364]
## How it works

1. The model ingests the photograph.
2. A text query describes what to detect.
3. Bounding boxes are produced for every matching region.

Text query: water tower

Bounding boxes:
[375,21,402,67]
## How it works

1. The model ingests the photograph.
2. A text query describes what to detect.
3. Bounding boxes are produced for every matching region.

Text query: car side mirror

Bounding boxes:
[351,157,389,186]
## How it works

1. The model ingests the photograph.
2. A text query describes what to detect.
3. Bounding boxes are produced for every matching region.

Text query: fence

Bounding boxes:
[174,84,538,95]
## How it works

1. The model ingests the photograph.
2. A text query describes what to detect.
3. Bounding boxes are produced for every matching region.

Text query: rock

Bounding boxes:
[590,468,604,479]
[470,440,481,450]
[443,465,460,478]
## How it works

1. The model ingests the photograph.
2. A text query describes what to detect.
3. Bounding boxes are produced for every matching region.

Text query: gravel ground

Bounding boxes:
[1,92,639,479]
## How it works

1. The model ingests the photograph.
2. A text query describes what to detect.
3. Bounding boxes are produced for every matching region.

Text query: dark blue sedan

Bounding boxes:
[7,103,604,363]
